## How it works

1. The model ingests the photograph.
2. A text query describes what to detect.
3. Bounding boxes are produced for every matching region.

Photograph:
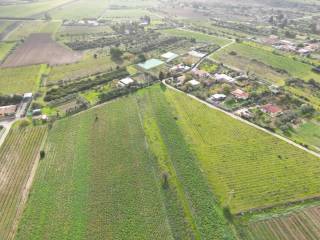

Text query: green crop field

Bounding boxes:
[16,97,184,239]
[107,0,159,7]
[16,84,320,239]
[161,28,231,46]
[47,53,118,84]
[0,64,45,94]
[163,86,320,214]
[7,21,61,41]
[0,42,15,61]
[0,0,73,18]
[16,86,235,240]
[291,121,320,150]
[211,42,320,84]
[102,9,161,20]
[49,0,109,20]
[0,126,46,240]
[59,25,114,35]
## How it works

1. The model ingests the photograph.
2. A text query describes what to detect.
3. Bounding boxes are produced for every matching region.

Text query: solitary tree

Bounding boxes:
[162,172,169,189]
[110,47,123,60]
[40,150,45,159]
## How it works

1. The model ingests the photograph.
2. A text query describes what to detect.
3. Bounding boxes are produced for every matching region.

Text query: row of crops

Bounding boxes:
[0,126,46,240]
[164,87,320,214]
[15,98,174,239]
[241,205,320,240]
[9,84,320,239]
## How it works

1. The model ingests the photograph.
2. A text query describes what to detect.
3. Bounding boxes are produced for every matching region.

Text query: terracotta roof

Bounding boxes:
[262,104,282,114]
[231,89,249,99]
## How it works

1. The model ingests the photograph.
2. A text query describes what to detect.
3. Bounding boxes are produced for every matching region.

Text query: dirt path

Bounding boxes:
[0,120,15,148]
[162,80,320,158]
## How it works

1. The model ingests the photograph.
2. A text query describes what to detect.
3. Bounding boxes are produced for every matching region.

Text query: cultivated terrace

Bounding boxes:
[0,0,319,239]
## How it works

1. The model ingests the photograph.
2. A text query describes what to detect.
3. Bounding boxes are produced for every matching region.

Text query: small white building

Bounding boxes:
[187,79,200,87]
[235,108,252,118]
[214,73,235,83]
[188,50,206,58]
[207,94,226,104]
[23,92,33,101]
[119,77,134,87]
[170,64,190,73]
[161,52,179,62]
[210,94,226,101]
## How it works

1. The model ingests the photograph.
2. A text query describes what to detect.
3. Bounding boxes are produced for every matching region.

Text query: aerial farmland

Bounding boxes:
[0,0,320,239]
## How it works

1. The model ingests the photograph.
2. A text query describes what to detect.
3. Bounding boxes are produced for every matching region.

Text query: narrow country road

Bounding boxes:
[162,80,320,158]
[0,120,14,147]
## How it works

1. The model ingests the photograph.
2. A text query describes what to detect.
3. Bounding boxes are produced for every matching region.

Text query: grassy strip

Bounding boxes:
[160,28,231,46]
[138,85,235,239]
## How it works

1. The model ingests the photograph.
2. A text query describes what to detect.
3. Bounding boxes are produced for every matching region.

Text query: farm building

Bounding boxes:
[138,59,164,70]
[161,52,179,62]
[261,104,283,117]
[214,73,235,83]
[0,105,16,118]
[188,50,206,58]
[119,77,134,87]
[231,89,249,100]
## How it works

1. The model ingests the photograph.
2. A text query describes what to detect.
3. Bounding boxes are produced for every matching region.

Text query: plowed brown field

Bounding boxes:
[2,33,82,67]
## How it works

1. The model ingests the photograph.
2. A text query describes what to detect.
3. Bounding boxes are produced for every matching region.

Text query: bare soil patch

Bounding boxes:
[2,33,82,67]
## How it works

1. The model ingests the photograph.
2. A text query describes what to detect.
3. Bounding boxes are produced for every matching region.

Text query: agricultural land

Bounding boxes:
[0,0,319,239]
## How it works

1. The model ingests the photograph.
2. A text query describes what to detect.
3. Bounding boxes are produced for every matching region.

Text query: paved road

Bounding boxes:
[162,80,320,158]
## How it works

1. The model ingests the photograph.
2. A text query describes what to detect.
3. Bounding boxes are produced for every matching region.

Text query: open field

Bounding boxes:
[0,42,15,62]
[107,0,160,8]
[241,205,320,240]
[16,86,235,240]
[6,21,61,41]
[59,25,113,35]
[2,33,82,67]
[101,9,161,20]
[15,97,179,239]
[291,121,320,149]
[47,53,118,84]
[0,126,46,240]
[137,86,235,239]
[49,0,109,20]
[0,0,73,18]
[211,42,320,84]
[0,64,45,94]
[161,28,231,47]
[163,85,320,214]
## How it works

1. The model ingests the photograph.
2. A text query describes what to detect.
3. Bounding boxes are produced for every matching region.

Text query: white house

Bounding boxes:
[214,73,235,83]
[119,77,134,87]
